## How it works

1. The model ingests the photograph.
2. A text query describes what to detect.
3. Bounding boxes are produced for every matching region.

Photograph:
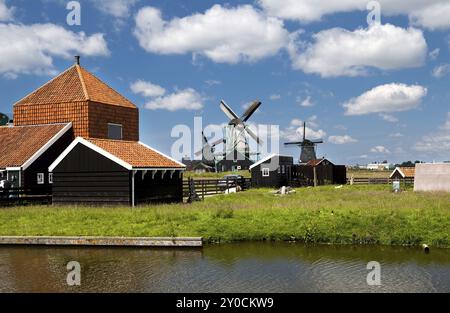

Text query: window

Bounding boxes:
[37,173,44,185]
[282,165,285,174]
[262,168,270,177]
[108,123,123,140]
[48,173,53,184]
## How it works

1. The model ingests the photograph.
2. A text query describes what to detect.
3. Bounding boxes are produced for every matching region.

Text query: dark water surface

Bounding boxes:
[0,243,449,293]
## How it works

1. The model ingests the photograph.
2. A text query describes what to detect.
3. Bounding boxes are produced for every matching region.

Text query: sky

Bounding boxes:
[1,0,450,165]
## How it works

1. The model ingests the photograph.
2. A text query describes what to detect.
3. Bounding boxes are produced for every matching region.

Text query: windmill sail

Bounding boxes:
[284,121,323,163]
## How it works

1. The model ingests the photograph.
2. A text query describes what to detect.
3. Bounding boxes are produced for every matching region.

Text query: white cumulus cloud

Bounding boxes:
[130,80,166,97]
[0,23,109,77]
[379,114,399,123]
[370,146,391,154]
[131,80,204,111]
[283,118,326,141]
[298,96,314,107]
[343,83,427,116]
[409,2,450,30]
[146,89,204,111]
[133,5,289,64]
[432,64,450,78]
[328,135,358,145]
[0,0,13,22]
[289,24,427,77]
[259,0,450,30]
[90,0,138,18]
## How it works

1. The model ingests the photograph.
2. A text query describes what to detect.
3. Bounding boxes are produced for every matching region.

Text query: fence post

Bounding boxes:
[202,180,205,201]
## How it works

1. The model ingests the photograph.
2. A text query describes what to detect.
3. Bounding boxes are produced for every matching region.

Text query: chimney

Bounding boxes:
[75,55,80,65]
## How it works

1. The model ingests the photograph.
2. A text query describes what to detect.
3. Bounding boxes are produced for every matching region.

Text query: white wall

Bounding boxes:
[414,163,450,193]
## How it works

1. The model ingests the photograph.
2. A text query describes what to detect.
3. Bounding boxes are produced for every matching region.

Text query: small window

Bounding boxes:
[108,123,123,140]
[262,168,270,177]
[282,165,285,174]
[48,173,53,184]
[37,173,44,185]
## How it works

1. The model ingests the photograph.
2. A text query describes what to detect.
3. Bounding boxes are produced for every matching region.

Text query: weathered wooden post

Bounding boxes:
[313,166,318,187]
[202,180,205,201]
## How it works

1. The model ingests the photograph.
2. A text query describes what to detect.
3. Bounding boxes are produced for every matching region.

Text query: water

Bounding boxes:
[0,243,449,293]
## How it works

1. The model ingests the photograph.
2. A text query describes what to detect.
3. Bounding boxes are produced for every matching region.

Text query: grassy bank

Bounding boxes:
[0,185,449,247]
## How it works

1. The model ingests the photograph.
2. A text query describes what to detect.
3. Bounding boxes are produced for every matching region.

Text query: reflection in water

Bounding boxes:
[0,243,449,293]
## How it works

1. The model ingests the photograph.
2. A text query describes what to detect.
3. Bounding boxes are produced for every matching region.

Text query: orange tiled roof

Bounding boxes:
[398,167,416,178]
[85,138,185,169]
[306,159,325,166]
[14,65,136,109]
[0,124,69,168]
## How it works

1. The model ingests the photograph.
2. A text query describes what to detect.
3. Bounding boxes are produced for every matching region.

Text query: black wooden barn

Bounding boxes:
[250,154,294,188]
[0,123,73,192]
[292,159,347,186]
[49,138,185,206]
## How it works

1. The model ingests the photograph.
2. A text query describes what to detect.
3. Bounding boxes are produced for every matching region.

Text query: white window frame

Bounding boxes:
[107,123,123,140]
[48,173,53,184]
[37,173,45,185]
[262,168,270,177]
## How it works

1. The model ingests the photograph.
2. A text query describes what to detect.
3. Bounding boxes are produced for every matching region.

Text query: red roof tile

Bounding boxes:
[0,124,69,168]
[391,167,416,178]
[85,138,185,169]
[14,65,136,109]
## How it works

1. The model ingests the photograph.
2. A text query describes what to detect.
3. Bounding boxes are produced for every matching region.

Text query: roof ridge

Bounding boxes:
[0,122,70,129]
[13,65,78,107]
[78,67,137,108]
[76,65,90,101]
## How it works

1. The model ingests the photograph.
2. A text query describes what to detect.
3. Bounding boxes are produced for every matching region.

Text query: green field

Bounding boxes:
[347,169,391,178]
[0,185,449,247]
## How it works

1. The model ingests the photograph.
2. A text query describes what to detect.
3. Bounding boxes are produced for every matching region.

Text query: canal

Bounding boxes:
[0,243,449,292]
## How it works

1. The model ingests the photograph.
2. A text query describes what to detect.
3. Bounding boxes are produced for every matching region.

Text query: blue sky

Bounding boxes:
[1,0,450,165]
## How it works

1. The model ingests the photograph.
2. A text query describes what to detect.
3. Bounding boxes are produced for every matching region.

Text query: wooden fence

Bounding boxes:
[347,177,414,185]
[183,178,251,200]
[0,188,52,206]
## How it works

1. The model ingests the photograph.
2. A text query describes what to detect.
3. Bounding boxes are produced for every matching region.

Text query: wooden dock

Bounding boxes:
[0,236,203,248]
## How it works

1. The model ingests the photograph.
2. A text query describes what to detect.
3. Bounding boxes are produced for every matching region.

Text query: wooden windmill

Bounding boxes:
[284,121,323,163]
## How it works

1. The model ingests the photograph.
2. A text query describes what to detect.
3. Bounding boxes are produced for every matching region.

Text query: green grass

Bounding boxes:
[347,169,391,178]
[0,185,449,247]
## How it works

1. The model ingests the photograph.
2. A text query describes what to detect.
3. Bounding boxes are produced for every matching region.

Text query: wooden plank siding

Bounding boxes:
[51,143,131,206]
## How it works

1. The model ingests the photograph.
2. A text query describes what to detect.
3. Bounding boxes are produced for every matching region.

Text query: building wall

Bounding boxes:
[88,101,139,141]
[52,144,131,205]
[251,156,293,188]
[14,102,89,137]
[23,129,74,194]
[14,101,139,141]
[414,164,450,193]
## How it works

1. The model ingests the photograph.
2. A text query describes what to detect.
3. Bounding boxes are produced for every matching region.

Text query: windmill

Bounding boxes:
[0,113,10,126]
[284,121,323,163]
[194,131,224,166]
[219,99,263,161]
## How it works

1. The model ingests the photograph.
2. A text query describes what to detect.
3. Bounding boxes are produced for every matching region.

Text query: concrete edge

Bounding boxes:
[0,236,203,248]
